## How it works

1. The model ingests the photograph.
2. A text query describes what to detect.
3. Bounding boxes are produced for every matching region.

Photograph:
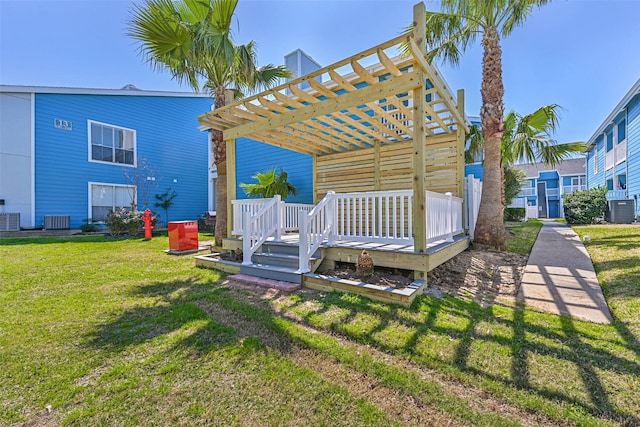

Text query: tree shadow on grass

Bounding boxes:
[85,278,267,357]
[276,290,640,425]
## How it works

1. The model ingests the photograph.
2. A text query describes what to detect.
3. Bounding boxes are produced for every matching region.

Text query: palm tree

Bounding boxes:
[128,0,291,246]
[466,104,587,168]
[420,0,551,249]
[466,104,586,208]
[240,167,297,199]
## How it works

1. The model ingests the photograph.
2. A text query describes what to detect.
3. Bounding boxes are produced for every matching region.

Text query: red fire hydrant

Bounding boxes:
[143,209,153,240]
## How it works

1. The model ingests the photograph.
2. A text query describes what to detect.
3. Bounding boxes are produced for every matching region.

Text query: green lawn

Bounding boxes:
[0,225,638,426]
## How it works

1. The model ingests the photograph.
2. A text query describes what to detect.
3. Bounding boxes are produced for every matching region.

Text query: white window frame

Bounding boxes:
[88,182,137,223]
[593,150,598,175]
[88,120,136,167]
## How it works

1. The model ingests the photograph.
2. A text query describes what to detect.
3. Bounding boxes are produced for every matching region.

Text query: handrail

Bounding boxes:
[298,191,335,273]
[242,195,281,265]
[231,198,270,235]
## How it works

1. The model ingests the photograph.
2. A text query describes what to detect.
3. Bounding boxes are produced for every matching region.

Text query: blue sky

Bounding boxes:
[1,0,639,144]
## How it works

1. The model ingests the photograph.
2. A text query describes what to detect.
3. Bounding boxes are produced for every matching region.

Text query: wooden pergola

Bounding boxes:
[198,2,468,262]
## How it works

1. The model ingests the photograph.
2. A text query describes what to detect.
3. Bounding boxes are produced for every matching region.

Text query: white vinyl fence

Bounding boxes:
[464,174,482,239]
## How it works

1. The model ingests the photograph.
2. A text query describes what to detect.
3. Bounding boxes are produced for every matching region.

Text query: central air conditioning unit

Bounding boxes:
[605,200,636,224]
[44,215,70,230]
[0,213,20,231]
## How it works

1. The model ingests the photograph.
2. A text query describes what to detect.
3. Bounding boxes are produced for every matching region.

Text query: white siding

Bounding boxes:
[0,93,33,228]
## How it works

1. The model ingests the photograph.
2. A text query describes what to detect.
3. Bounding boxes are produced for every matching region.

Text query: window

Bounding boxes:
[89,121,135,166]
[617,120,626,142]
[572,176,586,186]
[593,150,598,174]
[90,183,135,222]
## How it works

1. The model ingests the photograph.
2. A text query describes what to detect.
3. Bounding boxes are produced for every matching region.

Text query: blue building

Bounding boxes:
[0,85,212,230]
[232,49,319,205]
[509,158,586,219]
[585,78,640,218]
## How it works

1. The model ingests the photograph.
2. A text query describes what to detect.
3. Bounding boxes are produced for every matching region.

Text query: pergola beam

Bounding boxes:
[224,71,422,140]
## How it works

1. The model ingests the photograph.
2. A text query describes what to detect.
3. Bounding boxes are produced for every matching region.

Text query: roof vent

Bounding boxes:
[121,84,142,90]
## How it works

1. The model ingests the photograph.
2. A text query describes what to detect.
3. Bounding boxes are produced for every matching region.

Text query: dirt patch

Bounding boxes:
[318,248,528,306]
[320,266,414,289]
[427,248,528,306]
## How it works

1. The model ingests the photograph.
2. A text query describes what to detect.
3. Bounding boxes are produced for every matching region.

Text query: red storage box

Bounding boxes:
[168,221,198,252]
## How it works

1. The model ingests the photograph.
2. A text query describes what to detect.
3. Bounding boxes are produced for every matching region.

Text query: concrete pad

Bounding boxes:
[228,273,301,293]
[518,221,613,324]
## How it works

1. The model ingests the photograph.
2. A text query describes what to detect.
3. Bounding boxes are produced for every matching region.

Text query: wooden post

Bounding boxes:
[456,88,467,228]
[312,154,318,203]
[412,2,427,280]
[374,141,381,190]
[225,90,236,239]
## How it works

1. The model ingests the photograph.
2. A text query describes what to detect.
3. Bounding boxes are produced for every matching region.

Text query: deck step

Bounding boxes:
[251,252,317,269]
[240,263,303,284]
[228,273,301,292]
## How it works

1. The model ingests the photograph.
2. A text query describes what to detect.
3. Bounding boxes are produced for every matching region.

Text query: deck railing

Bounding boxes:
[282,202,314,231]
[232,198,313,235]
[298,192,336,273]
[334,190,414,243]
[426,191,463,243]
[235,188,466,270]
[242,195,281,265]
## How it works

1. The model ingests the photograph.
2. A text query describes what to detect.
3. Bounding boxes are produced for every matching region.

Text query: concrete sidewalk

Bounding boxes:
[517,220,613,324]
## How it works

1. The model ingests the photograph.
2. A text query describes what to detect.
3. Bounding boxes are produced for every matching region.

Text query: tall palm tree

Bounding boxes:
[421,0,551,249]
[128,0,291,245]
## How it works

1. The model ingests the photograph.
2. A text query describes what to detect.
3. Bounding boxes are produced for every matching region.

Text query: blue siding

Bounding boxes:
[35,93,211,228]
[464,164,484,181]
[626,95,640,215]
[587,136,605,189]
[234,137,313,204]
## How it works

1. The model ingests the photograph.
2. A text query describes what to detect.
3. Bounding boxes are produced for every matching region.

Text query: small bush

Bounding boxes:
[105,208,143,236]
[504,207,526,222]
[563,187,607,224]
[80,223,100,233]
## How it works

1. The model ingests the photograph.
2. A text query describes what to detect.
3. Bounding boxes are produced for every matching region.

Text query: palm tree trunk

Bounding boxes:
[213,86,227,247]
[474,26,506,250]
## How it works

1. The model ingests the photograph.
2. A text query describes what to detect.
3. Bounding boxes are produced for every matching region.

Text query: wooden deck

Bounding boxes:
[221,232,469,272]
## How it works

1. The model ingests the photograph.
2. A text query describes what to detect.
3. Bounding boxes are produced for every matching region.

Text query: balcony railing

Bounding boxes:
[615,139,627,165]
[605,149,614,170]
[605,138,627,170]
[563,185,586,195]
[518,187,536,197]
[546,188,560,197]
[606,189,628,200]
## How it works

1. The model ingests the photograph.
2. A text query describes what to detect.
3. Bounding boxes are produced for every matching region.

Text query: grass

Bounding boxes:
[505,219,543,254]
[571,225,640,339]
[1,223,638,426]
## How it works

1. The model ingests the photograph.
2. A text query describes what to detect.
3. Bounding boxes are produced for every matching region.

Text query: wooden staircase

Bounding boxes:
[239,241,322,284]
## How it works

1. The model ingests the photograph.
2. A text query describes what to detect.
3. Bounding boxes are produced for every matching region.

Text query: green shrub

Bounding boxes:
[563,187,607,224]
[80,223,100,233]
[105,208,143,236]
[504,207,526,222]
